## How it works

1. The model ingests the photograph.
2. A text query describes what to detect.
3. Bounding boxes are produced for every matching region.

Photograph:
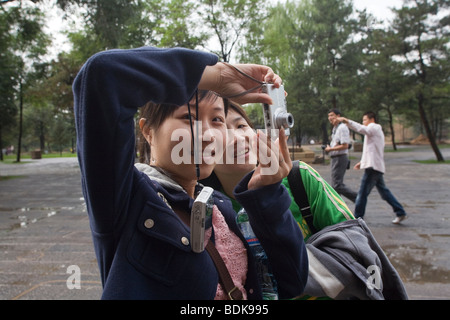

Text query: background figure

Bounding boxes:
[338,112,407,224]
[325,109,358,203]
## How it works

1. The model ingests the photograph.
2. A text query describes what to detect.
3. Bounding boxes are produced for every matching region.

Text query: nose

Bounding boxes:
[233,130,247,146]
[196,120,215,143]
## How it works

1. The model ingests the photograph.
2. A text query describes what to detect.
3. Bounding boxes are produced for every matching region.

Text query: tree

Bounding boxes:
[200,0,268,62]
[391,0,449,161]
[0,7,19,160]
[0,2,50,162]
[357,26,410,150]
[57,0,144,49]
[56,0,207,50]
[243,0,362,144]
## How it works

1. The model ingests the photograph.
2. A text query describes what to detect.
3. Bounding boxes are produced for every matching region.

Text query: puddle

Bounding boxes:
[0,207,73,231]
[385,246,450,283]
[419,233,450,240]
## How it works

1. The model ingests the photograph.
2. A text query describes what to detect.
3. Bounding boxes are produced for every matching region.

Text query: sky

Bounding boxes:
[42,0,406,59]
[352,0,404,21]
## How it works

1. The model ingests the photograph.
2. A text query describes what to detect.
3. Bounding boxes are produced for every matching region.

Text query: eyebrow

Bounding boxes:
[212,106,225,113]
[230,115,244,123]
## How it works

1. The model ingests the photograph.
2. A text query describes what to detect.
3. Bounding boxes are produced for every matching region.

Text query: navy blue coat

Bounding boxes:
[73,46,308,299]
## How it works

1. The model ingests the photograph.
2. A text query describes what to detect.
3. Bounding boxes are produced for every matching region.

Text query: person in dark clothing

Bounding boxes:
[73,46,308,300]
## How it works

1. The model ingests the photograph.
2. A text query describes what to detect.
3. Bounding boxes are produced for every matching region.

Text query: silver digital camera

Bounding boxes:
[262,84,294,139]
[190,186,214,253]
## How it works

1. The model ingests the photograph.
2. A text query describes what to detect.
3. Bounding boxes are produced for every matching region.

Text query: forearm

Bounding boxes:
[234,172,308,298]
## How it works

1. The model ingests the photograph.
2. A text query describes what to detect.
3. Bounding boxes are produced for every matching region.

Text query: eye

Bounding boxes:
[213,116,225,123]
[182,113,197,121]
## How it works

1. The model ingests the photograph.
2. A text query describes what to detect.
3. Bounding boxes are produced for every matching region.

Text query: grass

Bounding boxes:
[413,159,450,164]
[385,147,415,152]
[1,152,77,164]
[0,175,25,181]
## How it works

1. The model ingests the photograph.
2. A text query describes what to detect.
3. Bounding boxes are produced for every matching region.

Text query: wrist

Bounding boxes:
[198,63,224,92]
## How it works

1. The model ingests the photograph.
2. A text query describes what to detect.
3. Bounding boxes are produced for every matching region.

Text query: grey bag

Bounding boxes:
[304,218,408,300]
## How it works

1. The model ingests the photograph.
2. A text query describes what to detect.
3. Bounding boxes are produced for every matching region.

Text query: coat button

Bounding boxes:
[144,219,154,229]
[181,237,189,246]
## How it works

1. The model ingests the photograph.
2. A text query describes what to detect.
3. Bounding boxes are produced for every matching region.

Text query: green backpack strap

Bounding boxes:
[287,160,318,234]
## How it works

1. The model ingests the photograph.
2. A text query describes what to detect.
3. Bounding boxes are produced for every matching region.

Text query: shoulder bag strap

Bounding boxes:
[206,241,243,300]
[287,160,318,234]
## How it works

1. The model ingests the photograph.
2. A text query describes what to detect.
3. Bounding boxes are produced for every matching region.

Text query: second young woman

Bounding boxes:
[202,102,355,242]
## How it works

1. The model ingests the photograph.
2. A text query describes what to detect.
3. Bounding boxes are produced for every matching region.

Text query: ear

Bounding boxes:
[139,118,153,145]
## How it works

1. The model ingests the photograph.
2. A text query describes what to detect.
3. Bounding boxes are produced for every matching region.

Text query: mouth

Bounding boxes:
[191,150,216,161]
[235,147,249,158]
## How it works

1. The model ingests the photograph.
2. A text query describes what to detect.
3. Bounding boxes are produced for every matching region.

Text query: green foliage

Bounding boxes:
[0,2,50,160]
[1,0,449,161]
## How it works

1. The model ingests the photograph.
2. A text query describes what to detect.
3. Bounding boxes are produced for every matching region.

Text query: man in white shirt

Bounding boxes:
[338,112,407,224]
[325,109,358,202]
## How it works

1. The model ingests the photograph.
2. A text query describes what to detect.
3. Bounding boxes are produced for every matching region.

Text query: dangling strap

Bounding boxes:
[206,241,243,300]
[174,204,243,300]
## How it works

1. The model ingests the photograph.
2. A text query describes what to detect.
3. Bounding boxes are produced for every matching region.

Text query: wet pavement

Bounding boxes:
[0,145,449,300]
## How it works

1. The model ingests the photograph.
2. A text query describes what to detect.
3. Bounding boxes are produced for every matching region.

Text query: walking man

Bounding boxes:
[325,109,358,202]
[338,112,407,224]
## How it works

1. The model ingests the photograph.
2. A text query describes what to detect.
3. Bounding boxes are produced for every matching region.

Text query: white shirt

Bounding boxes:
[347,120,385,173]
[330,123,351,157]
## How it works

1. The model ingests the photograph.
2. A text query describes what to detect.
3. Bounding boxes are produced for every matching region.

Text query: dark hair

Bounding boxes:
[138,91,228,164]
[328,108,341,116]
[363,111,376,121]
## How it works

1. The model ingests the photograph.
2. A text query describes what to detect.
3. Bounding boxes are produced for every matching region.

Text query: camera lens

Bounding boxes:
[276,112,294,129]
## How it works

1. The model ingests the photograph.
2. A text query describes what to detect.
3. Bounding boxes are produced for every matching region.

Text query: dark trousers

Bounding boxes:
[354,168,406,218]
[330,154,357,203]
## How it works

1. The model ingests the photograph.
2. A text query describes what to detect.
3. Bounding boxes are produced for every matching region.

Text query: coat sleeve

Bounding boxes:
[73,47,218,234]
[347,120,378,136]
[233,172,308,299]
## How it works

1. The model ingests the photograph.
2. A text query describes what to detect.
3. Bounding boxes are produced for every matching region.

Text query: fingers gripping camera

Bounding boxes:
[262,84,294,140]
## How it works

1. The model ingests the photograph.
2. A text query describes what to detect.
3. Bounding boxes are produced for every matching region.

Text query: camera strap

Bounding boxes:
[187,90,201,181]
[220,62,266,100]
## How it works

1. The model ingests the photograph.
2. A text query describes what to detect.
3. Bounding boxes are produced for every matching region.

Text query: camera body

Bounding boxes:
[262,84,294,139]
[190,186,214,253]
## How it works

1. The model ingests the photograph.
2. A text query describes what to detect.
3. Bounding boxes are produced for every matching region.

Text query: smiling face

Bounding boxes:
[214,108,257,178]
[328,111,339,126]
[139,94,227,186]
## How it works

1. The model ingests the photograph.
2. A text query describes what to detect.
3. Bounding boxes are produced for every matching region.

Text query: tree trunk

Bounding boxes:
[16,81,23,163]
[0,124,3,161]
[417,92,444,162]
[321,121,328,145]
[386,107,397,151]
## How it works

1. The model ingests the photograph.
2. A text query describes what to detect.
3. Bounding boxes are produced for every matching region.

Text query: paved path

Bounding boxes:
[0,145,449,300]
[0,157,101,299]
